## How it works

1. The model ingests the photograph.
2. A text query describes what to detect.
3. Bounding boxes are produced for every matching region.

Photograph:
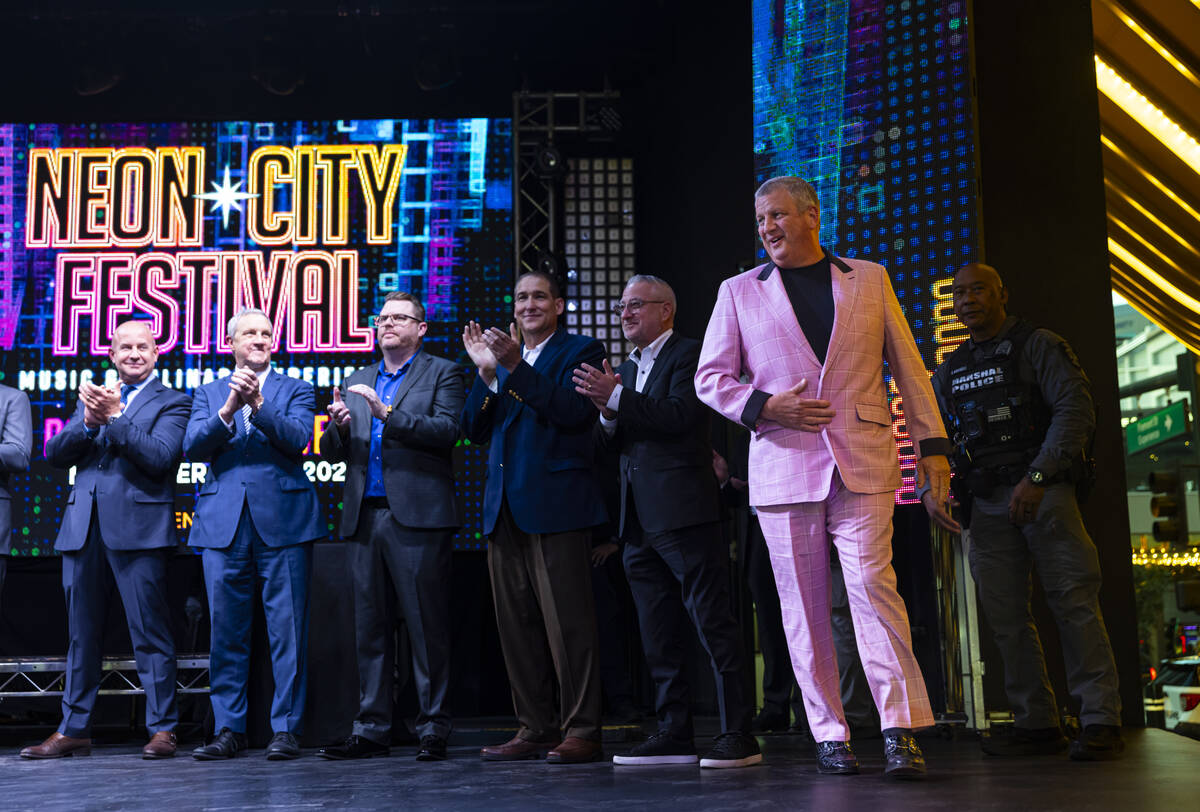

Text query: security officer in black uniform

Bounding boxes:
[920,262,1123,761]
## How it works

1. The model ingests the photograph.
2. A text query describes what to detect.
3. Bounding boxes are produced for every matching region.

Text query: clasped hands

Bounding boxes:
[462,321,522,385]
[572,361,621,417]
[79,381,122,429]
[217,367,264,425]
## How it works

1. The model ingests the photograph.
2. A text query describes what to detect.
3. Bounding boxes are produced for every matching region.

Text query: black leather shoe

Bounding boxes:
[266,731,301,760]
[883,729,926,778]
[815,740,859,775]
[416,735,448,761]
[751,709,790,733]
[1069,724,1124,761]
[981,726,1069,757]
[318,734,390,760]
[193,727,247,761]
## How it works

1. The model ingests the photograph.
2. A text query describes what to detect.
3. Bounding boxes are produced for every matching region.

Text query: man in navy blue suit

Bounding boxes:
[461,270,608,764]
[186,308,322,761]
[22,320,188,760]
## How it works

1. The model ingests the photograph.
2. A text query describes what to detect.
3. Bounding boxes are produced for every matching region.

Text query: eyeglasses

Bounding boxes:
[611,299,666,315]
[370,313,423,327]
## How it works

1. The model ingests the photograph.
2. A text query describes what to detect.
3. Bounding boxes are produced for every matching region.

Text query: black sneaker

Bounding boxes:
[1069,724,1124,761]
[613,732,697,766]
[699,732,762,769]
[981,726,1069,757]
[814,740,859,775]
[883,729,926,779]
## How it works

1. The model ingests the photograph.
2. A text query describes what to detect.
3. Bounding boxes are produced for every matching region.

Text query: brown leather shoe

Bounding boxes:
[142,730,177,759]
[20,732,92,759]
[480,735,560,761]
[546,736,602,764]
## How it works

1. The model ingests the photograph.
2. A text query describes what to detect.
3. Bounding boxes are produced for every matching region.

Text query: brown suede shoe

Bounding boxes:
[142,730,177,759]
[480,735,560,761]
[20,732,92,759]
[546,736,602,764]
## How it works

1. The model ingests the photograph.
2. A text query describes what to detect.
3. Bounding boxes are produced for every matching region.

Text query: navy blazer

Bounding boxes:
[461,330,608,536]
[0,384,32,555]
[599,333,722,536]
[321,351,465,535]
[47,377,189,552]
[185,369,323,549]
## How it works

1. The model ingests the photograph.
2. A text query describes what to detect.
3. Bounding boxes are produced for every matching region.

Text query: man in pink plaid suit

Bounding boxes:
[695,176,953,778]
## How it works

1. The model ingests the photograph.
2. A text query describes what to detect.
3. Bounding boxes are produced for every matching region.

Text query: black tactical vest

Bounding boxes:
[944,319,1050,475]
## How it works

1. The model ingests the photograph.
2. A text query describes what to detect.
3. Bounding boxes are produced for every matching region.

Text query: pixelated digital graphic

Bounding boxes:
[0,118,513,554]
[753,0,977,502]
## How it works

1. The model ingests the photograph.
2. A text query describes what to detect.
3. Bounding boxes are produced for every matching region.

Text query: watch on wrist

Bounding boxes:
[107,414,120,426]
[1026,467,1045,485]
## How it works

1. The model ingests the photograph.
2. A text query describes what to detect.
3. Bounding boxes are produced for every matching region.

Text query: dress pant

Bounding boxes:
[203,504,312,735]
[488,500,602,742]
[591,547,637,713]
[623,498,751,738]
[756,469,934,742]
[744,514,805,724]
[350,503,453,743]
[969,482,1122,728]
[60,511,177,737]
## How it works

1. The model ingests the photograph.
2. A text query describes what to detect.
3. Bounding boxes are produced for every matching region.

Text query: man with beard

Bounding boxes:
[318,292,464,762]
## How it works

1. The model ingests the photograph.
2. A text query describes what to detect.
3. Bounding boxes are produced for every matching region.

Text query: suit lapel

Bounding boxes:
[824,251,859,373]
[390,352,428,409]
[122,377,162,422]
[756,263,821,369]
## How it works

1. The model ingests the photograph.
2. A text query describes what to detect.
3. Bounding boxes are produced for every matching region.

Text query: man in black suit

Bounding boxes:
[317,292,464,762]
[0,381,32,600]
[573,275,760,769]
[22,320,188,760]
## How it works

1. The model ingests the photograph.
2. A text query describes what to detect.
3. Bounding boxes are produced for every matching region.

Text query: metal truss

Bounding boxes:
[512,90,621,281]
[0,655,210,698]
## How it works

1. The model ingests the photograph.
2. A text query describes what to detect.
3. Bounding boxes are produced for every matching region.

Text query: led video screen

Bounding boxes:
[0,118,513,555]
[752,0,978,502]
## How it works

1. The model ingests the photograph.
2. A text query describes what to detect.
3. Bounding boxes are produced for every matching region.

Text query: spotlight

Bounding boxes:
[534,144,568,180]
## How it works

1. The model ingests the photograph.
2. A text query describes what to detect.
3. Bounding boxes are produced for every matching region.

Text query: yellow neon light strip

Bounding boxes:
[1104,177,1200,258]
[1108,213,1192,273]
[1101,134,1200,222]
[1108,238,1200,313]
[1101,0,1200,89]
[1096,56,1200,176]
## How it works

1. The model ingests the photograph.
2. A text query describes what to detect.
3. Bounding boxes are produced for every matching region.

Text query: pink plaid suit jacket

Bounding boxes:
[696,255,948,506]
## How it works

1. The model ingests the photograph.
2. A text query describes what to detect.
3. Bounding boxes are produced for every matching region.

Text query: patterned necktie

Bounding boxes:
[120,383,135,407]
[240,403,252,435]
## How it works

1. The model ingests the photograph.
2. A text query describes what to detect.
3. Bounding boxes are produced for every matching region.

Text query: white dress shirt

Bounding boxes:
[487,332,556,392]
[599,328,674,434]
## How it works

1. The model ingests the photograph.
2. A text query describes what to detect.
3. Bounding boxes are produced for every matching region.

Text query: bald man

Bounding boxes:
[923,262,1122,761]
[23,321,190,760]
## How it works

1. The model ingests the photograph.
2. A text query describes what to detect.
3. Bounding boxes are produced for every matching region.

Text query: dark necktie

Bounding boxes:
[120,383,135,407]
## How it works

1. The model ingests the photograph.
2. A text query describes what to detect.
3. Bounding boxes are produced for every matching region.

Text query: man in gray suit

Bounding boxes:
[22,320,188,760]
[0,381,32,599]
[317,291,464,762]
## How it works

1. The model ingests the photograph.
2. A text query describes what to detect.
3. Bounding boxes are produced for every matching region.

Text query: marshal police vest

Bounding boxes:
[944,320,1050,474]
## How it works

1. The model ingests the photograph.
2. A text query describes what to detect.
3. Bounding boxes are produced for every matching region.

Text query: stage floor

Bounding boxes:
[5,727,1198,810]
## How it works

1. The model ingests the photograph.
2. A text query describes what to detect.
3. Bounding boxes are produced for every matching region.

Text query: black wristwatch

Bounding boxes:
[1026,467,1045,486]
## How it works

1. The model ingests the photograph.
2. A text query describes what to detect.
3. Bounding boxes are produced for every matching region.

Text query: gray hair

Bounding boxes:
[755,176,819,214]
[625,274,677,310]
[226,307,272,339]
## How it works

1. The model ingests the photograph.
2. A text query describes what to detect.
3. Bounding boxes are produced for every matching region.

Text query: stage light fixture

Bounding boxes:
[1095,56,1200,177]
[533,144,568,180]
[1109,237,1200,314]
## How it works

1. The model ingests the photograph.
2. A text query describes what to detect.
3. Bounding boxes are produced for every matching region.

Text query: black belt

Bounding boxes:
[363,496,389,510]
